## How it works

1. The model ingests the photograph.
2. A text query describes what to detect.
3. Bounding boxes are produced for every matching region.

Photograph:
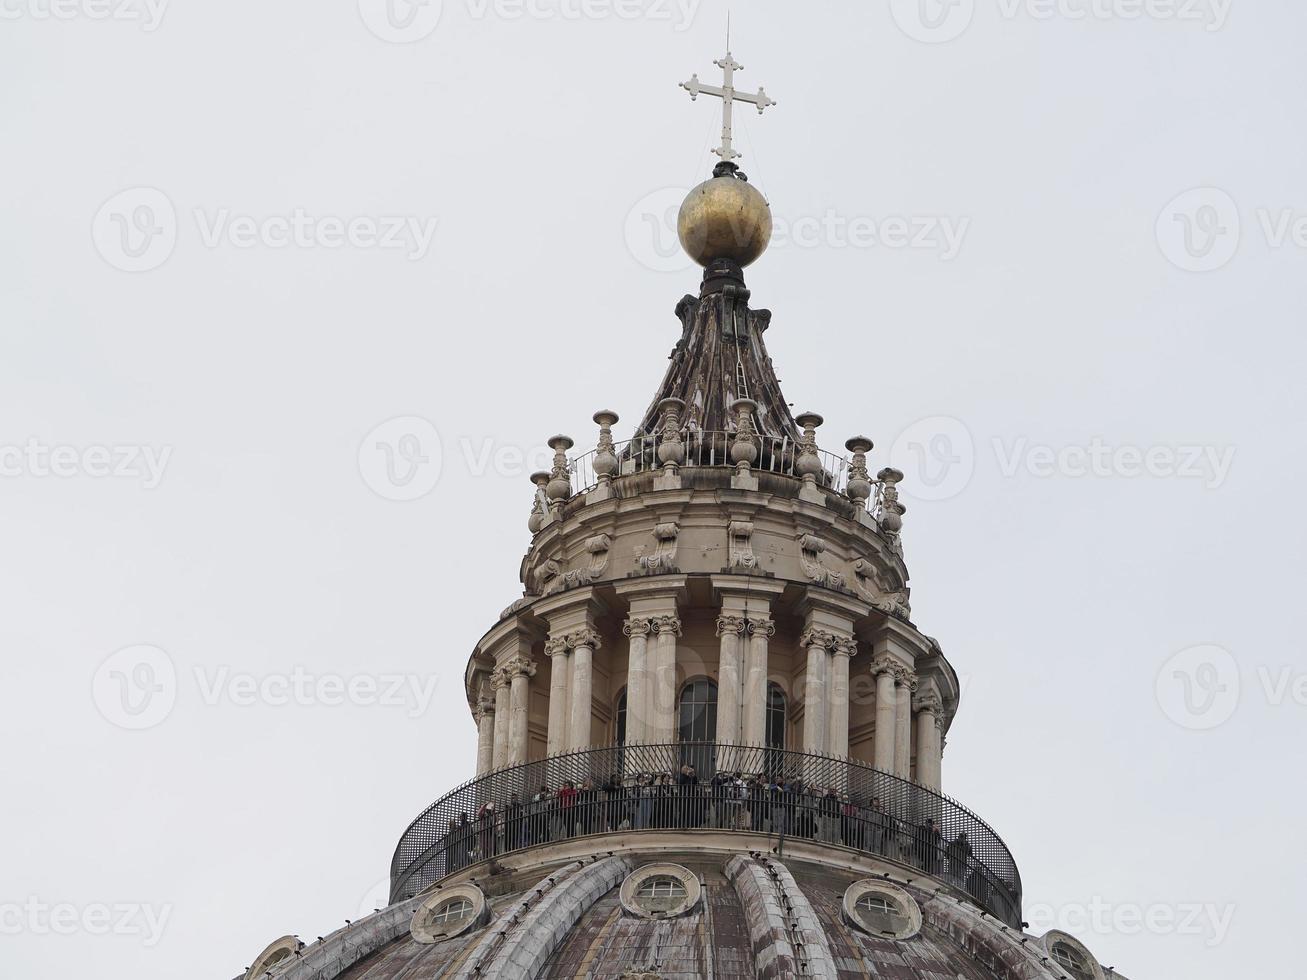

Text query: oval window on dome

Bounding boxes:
[1043,931,1104,980]
[620,864,700,919]
[842,880,921,940]
[410,884,487,944]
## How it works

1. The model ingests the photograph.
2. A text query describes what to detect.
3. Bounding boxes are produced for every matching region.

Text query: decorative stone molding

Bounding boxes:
[832,636,858,658]
[243,935,302,980]
[716,614,748,637]
[527,471,551,534]
[472,696,495,725]
[499,595,535,621]
[747,618,777,638]
[797,533,846,590]
[490,669,510,692]
[638,522,680,575]
[546,535,612,594]
[851,558,911,618]
[545,636,570,659]
[532,558,563,595]
[623,616,654,638]
[727,520,758,570]
[410,883,488,944]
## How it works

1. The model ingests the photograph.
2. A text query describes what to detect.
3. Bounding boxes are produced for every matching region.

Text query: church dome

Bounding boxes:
[678,169,772,268]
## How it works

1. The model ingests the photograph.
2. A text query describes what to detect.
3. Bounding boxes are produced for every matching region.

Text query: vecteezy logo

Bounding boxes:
[888,0,976,44]
[624,187,694,274]
[358,0,443,43]
[1156,644,1241,731]
[1156,187,1241,272]
[92,645,178,730]
[888,416,975,502]
[358,416,443,502]
[92,187,177,273]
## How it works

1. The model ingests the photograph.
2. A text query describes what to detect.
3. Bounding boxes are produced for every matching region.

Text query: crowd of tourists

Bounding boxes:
[437,765,994,899]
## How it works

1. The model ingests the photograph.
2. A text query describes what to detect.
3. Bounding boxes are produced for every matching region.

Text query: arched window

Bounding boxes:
[765,683,787,751]
[678,679,718,777]
[615,689,628,746]
[678,679,718,743]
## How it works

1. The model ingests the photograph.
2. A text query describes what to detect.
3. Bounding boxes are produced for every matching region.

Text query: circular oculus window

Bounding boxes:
[410,884,487,944]
[620,864,701,919]
[842,880,922,940]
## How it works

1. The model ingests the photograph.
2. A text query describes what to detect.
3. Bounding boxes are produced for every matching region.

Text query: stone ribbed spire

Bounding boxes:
[634,271,801,444]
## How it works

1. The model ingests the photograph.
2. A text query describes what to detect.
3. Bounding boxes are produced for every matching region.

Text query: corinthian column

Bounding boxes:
[827,637,855,762]
[491,670,511,771]
[623,617,652,746]
[894,666,916,780]
[504,656,536,769]
[474,695,496,776]
[742,619,775,747]
[545,637,570,758]
[872,658,898,773]
[567,628,601,752]
[799,629,833,756]
[914,691,944,791]
[651,615,682,745]
[715,615,747,747]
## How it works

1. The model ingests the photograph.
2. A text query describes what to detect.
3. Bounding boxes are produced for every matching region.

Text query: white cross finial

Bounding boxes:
[681,46,776,164]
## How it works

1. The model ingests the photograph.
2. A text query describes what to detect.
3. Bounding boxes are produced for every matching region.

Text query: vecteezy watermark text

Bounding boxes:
[0,0,170,31]
[889,0,1232,44]
[357,0,701,43]
[93,645,441,730]
[93,188,438,273]
[0,440,171,489]
[0,899,173,947]
[1025,898,1235,947]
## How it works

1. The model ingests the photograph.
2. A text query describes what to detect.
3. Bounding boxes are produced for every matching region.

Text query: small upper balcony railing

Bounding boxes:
[389,742,1023,928]
[566,430,901,522]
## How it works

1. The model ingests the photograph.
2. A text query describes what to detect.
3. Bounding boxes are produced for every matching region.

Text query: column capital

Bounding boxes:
[831,636,858,658]
[564,627,603,651]
[913,690,943,715]
[871,655,905,680]
[623,616,654,638]
[545,636,570,659]
[799,627,839,650]
[491,668,512,691]
[503,655,537,680]
[651,615,683,637]
[473,697,495,723]
[747,618,776,638]
[716,614,747,637]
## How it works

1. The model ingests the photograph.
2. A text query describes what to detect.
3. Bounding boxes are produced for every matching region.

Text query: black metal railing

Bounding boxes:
[389,743,1023,927]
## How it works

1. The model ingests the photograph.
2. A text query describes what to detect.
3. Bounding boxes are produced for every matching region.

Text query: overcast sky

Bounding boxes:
[3,2,1304,979]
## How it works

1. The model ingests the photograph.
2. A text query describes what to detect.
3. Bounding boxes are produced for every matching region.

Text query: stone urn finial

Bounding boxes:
[877,466,907,534]
[728,398,760,469]
[527,471,551,533]
[844,436,874,507]
[794,412,824,484]
[546,435,575,503]
[592,410,620,486]
[656,398,686,468]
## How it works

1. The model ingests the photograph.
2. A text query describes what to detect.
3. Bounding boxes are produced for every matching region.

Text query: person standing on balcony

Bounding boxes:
[556,780,578,838]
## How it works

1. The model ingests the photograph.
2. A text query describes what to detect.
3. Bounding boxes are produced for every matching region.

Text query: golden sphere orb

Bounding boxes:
[678,175,773,268]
